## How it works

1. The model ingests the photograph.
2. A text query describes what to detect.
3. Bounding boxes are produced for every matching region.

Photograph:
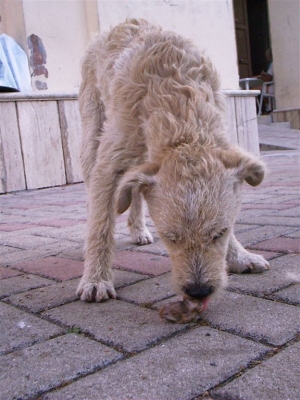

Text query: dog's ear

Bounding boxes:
[217,147,266,186]
[116,163,160,214]
[235,155,266,186]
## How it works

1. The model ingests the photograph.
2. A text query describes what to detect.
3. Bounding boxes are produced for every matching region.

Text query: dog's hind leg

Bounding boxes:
[79,46,106,187]
[227,233,270,274]
[128,188,153,245]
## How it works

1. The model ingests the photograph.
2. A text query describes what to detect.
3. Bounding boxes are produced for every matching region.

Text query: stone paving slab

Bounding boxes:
[264,205,300,217]
[113,250,172,275]
[113,268,151,289]
[228,253,300,296]
[0,246,79,267]
[4,270,149,313]
[238,214,300,227]
[0,273,54,298]
[246,248,280,261]
[11,256,84,281]
[212,340,300,400]
[25,223,87,243]
[285,229,300,238]
[0,225,59,237]
[132,238,170,256]
[0,302,64,354]
[57,244,84,260]
[37,218,85,228]
[0,265,22,279]
[117,273,173,304]
[233,223,260,233]
[42,299,188,353]
[251,236,300,253]
[4,279,80,313]
[2,233,74,249]
[0,244,22,256]
[0,333,122,400]
[114,235,137,252]
[0,222,41,231]
[0,149,299,399]
[268,285,300,306]
[45,327,268,400]
[235,225,299,247]
[200,291,300,346]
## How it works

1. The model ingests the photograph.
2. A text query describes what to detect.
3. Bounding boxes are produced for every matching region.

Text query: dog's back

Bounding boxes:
[79,19,228,183]
[79,19,157,181]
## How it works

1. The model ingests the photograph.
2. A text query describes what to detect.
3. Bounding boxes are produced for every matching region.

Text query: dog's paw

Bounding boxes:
[76,279,116,302]
[130,226,154,245]
[228,252,270,274]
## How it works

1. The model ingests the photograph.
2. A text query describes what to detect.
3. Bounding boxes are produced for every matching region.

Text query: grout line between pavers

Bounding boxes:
[194,348,277,400]
[226,287,300,310]
[200,334,300,400]
[0,281,56,301]
[0,309,67,357]
[24,346,125,400]
[37,308,132,355]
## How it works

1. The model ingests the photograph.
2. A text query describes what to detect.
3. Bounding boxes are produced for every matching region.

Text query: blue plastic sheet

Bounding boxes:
[0,33,32,92]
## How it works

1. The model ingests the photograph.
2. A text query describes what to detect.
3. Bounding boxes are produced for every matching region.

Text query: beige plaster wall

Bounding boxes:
[1,0,239,92]
[1,0,99,92]
[0,0,27,50]
[268,0,300,110]
[22,0,91,92]
[97,0,240,90]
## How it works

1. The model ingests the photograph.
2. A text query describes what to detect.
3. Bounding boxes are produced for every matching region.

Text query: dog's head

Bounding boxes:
[116,146,265,305]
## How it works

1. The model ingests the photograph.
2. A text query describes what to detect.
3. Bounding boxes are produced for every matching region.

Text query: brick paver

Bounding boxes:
[0,274,54,299]
[200,291,300,346]
[42,299,187,353]
[228,253,300,295]
[0,334,122,400]
[212,341,300,400]
[113,250,172,275]
[11,256,84,281]
[0,149,299,399]
[0,302,64,354]
[45,327,268,400]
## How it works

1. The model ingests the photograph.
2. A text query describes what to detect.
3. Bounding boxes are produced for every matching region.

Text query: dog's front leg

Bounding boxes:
[77,166,118,302]
[226,233,270,274]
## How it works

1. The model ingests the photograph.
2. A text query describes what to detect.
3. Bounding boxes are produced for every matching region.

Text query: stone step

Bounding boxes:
[258,121,300,151]
[257,114,272,125]
[258,126,300,135]
[265,122,291,129]
[259,138,299,151]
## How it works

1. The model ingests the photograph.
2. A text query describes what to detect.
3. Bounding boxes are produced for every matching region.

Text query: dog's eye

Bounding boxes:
[213,228,228,242]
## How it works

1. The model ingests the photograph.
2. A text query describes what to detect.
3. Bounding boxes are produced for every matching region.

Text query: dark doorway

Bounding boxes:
[247,0,271,75]
[234,0,252,78]
[234,0,271,78]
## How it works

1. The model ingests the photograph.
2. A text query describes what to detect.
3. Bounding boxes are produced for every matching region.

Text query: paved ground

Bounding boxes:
[1,129,299,399]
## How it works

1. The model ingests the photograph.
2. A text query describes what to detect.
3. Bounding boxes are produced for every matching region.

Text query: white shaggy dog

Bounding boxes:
[76,19,269,314]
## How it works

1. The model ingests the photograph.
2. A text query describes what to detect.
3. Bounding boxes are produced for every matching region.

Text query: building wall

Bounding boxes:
[22,0,93,92]
[268,0,300,110]
[97,0,240,90]
[0,0,98,92]
[1,0,299,117]
[0,0,240,92]
[0,0,27,50]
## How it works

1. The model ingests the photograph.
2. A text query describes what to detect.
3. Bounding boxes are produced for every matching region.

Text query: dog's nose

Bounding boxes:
[184,284,213,299]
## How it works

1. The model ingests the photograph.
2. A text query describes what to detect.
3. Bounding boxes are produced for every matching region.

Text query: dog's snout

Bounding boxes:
[184,284,214,299]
